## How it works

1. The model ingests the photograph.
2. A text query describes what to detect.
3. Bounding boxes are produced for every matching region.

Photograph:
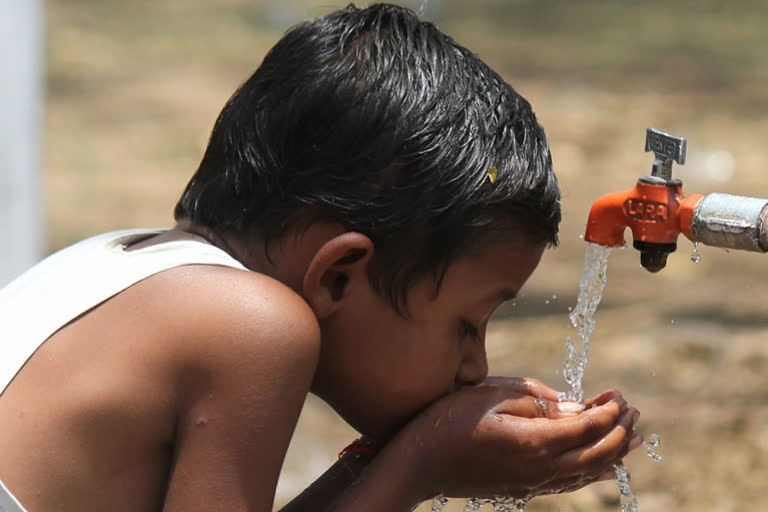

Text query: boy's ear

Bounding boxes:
[302,232,374,319]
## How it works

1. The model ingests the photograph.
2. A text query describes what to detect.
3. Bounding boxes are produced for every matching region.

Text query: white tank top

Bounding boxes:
[0,228,248,395]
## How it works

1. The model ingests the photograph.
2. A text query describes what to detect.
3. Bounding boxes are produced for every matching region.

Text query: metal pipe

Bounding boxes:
[691,193,768,253]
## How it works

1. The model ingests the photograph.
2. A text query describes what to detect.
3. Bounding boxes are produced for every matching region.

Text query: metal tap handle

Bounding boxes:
[644,127,687,181]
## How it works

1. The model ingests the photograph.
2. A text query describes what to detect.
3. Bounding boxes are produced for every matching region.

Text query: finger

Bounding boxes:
[519,377,563,401]
[495,395,554,419]
[556,476,602,495]
[628,432,644,453]
[548,400,585,419]
[530,397,584,419]
[494,394,585,420]
[536,472,603,496]
[584,389,624,409]
[544,397,625,453]
[555,407,639,475]
[484,376,563,401]
[557,390,626,419]
[610,431,643,462]
[597,468,616,481]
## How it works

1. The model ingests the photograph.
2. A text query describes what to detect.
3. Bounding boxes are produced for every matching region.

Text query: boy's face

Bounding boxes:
[310,235,546,439]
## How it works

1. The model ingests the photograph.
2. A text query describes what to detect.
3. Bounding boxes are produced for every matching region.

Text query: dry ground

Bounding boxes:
[45,1,768,510]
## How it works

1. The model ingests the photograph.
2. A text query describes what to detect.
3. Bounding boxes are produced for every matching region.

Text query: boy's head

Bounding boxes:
[175,3,560,437]
[174,2,560,313]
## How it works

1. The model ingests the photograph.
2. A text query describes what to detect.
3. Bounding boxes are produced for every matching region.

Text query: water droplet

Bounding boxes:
[645,433,663,462]
[552,294,558,300]
[670,319,675,325]
[651,369,657,377]
[545,299,550,304]
[463,497,485,512]
[431,496,449,512]
[690,241,701,263]
[579,233,584,239]
[483,496,529,512]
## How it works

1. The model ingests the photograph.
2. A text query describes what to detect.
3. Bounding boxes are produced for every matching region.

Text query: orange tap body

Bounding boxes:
[584,180,704,247]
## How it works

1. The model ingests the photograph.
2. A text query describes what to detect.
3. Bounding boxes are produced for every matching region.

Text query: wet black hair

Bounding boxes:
[175,2,560,311]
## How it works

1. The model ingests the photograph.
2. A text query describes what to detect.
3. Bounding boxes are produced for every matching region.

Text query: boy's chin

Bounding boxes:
[327,405,412,443]
[313,389,434,442]
[345,405,435,444]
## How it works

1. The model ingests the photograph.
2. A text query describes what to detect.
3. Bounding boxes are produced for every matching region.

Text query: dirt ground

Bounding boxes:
[45,1,768,510]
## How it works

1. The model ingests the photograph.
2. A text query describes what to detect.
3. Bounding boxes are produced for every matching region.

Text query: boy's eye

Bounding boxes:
[459,319,481,343]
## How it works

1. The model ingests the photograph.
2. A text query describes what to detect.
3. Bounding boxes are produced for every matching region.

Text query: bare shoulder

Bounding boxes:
[0,264,321,512]
[149,264,321,371]
[134,265,321,510]
[137,264,323,411]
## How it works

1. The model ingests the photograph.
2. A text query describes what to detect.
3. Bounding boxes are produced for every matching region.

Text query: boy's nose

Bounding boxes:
[455,341,488,387]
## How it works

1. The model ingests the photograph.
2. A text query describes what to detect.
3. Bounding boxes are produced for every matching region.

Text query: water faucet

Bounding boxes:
[583,127,768,272]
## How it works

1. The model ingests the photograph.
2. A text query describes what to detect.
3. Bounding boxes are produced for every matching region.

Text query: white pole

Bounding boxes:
[0,0,45,287]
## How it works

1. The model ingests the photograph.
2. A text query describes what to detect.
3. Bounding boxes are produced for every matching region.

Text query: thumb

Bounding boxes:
[493,392,584,419]
[548,400,584,419]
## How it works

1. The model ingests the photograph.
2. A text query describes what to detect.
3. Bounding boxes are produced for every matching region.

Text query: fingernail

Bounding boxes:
[629,433,643,450]
[557,401,584,413]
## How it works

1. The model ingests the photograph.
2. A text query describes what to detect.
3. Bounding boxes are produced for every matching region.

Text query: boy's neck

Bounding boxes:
[174,220,344,296]
[174,219,270,274]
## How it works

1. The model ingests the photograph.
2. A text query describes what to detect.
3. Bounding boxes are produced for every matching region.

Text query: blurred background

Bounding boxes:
[6,0,768,509]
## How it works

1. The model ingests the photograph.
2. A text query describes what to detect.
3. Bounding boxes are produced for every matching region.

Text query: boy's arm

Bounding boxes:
[281,380,639,512]
[278,453,371,512]
[278,439,427,512]
[160,267,321,512]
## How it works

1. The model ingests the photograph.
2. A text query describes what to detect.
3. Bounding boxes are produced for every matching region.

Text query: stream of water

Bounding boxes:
[562,243,641,512]
[560,242,612,404]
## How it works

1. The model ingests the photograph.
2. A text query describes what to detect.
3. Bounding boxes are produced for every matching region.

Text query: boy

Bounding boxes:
[0,4,641,511]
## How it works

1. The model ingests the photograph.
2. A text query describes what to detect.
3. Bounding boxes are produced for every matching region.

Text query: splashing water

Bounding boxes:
[614,463,638,512]
[463,497,486,512]
[432,495,529,511]
[431,496,449,511]
[690,241,701,263]
[559,243,613,404]
[490,496,529,511]
[645,433,662,462]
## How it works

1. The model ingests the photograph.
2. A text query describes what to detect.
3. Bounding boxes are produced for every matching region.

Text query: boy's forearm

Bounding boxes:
[278,456,365,512]
[279,438,428,512]
[331,444,427,512]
